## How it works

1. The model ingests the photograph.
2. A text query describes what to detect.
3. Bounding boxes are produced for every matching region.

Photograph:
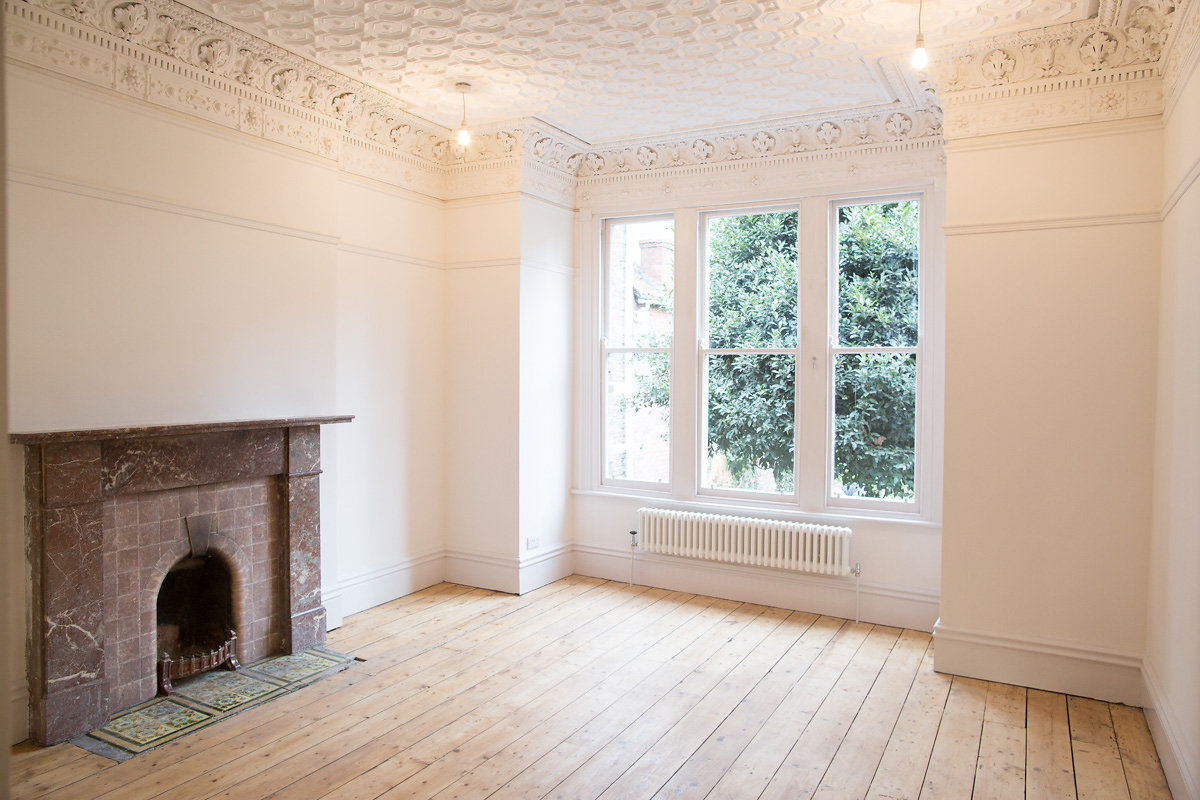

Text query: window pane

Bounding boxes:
[836,201,919,348]
[706,211,798,349]
[606,219,674,348]
[833,353,916,502]
[704,354,795,494]
[605,352,670,484]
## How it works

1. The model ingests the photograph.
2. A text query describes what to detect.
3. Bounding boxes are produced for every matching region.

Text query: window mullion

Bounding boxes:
[797,195,828,512]
[671,208,700,501]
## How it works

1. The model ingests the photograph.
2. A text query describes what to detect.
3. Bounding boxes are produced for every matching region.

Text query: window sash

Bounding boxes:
[827,196,922,510]
[697,207,801,499]
[591,190,931,520]
[600,215,675,488]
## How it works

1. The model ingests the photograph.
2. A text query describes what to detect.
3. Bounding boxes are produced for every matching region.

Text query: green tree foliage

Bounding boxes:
[705,212,798,489]
[631,202,918,500]
[834,202,918,500]
[836,202,918,347]
[834,353,916,499]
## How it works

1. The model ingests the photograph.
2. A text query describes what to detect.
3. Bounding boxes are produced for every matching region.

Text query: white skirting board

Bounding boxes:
[1143,661,1200,800]
[322,552,445,630]
[518,545,574,595]
[442,545,574,596]
[10,679,28,746]
[572,544,939,633]
[444,549,521,594]
[932,621,1145,706]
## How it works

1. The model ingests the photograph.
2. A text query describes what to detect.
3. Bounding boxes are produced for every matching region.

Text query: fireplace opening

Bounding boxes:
[155,553,240,694]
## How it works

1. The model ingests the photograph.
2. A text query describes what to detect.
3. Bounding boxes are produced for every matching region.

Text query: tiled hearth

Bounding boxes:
[103,478,285,710]
[12,416,350,745]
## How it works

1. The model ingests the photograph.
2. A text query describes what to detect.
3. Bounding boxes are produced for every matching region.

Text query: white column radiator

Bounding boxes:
[636,507,853,577]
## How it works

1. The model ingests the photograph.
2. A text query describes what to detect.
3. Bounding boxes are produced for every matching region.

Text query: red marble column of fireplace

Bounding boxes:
[284,425,326,652]
[13,416,350,745]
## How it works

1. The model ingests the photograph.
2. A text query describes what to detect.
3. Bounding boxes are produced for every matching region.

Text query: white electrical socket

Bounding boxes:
[526,537,540,550]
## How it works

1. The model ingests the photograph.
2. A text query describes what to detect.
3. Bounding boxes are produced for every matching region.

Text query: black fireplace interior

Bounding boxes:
[156,554,235,660]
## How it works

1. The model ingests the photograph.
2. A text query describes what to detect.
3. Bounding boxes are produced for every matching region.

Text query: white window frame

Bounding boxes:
[696,205,802,504]
[583,183,942,526]
[825,193,926,515]
[599,214,676,491]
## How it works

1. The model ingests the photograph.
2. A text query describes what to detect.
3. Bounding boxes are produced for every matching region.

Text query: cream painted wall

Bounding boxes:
[7,70,338,238]
[8,183,337,429]
[443,195,522,587]
[442,193,575,593]
[940,123,1161,702]
[945,125,1162,225]
[1145,46,1200,800]
[326,179,448,625]
[517,197,575,592]
[7,68,339,430]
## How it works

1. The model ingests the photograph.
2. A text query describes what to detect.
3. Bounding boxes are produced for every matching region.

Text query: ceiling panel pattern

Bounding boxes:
[183,0,1094,142]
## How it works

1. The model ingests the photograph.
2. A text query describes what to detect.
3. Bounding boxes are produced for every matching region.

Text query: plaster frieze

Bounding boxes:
[576,138,945,211]
[930,0,1175,88]
[340,139,447,200]
[440,154,577,207]
[942,74,1164,138]
[16,0,450,159]
[1163,0,1200,101]
[571,102,944,181]
[446,123,589,182]
[928,0,1179,137]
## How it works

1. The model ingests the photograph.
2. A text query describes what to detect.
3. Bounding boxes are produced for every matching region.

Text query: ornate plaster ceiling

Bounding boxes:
[180,0,1098,143]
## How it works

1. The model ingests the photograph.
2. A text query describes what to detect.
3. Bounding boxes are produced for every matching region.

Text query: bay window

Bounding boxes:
[592,191,932,519]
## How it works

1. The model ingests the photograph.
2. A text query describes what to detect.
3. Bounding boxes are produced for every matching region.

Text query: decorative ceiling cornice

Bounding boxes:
[925,0,1181,138]
[575,137,946,211]
[929,0,1176,95]
[1163,0,1200,100]
[15,0,450,159]
[571,100,943,179]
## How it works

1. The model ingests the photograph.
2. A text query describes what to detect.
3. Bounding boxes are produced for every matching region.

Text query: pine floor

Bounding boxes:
[10,576,1173,800]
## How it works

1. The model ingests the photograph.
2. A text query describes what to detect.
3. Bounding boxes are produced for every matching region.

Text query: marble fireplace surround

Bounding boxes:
[12,416,351,745]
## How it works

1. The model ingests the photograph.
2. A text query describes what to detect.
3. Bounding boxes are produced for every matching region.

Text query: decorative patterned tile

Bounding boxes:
[246,650,343,684]
[76,648,354,759]
[101,701,212,746]
[171,671,283,712]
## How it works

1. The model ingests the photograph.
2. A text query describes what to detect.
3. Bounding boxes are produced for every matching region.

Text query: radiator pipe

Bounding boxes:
[629,530,638,588]
[852,562,863,624]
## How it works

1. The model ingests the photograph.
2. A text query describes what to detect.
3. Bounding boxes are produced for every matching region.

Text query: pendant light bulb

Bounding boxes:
[911,0,928,70]
[455,82,472,147]
[912,32,928,69]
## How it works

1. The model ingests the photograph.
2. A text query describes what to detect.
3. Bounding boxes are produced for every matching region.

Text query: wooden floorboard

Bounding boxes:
[10,578,1174,800]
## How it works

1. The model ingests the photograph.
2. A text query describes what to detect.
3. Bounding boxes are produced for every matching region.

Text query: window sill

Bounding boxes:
[570,487,942,532]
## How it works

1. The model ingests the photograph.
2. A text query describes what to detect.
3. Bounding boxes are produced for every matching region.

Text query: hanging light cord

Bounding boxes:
[455,82,472,146]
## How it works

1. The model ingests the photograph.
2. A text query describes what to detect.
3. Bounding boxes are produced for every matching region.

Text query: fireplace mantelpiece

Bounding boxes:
[13,415,351,744]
